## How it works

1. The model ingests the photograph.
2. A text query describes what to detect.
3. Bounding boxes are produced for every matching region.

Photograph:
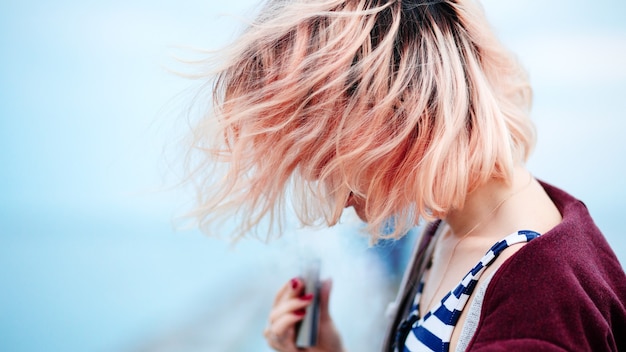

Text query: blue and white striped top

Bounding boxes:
[396,230,541,352]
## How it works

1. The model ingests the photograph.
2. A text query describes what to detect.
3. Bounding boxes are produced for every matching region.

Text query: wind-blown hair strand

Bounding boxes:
[185,0,535,242]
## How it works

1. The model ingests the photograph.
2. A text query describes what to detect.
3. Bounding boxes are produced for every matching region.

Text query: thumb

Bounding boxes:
[318,278,333,320]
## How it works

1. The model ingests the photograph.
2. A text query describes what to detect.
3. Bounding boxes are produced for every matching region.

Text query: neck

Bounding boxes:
[444,166,532,239]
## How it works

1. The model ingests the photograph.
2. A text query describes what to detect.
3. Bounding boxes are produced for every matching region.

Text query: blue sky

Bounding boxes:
[1,1,625,351]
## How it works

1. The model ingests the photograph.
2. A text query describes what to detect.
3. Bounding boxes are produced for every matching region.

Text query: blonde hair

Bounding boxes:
[185,0,535,241]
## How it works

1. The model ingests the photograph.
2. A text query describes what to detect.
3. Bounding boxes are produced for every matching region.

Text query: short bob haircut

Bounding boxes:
[186,0,535,242]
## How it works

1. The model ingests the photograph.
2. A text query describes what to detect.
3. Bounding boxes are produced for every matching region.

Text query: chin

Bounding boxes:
[354,208,369,223]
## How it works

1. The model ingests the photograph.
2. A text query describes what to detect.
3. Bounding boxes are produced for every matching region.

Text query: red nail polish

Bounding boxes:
[300,293,314,301]
[295,309,306,316]
[291,278,299,290]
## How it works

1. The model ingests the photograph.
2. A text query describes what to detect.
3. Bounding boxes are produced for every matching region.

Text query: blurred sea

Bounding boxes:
[0,205,406,352]
[1,0,625,351]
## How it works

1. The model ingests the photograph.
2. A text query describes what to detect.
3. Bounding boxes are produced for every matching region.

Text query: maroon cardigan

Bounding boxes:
[462,182,626,351]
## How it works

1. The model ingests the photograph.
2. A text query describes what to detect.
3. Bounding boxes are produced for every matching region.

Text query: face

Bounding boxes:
[345,192,368,222]
[306,155,371,223]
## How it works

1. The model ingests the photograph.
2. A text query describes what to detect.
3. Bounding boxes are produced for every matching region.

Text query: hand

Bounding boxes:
[264,278,344,352]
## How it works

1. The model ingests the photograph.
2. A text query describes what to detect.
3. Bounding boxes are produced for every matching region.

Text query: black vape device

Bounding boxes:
[295,259,321,348]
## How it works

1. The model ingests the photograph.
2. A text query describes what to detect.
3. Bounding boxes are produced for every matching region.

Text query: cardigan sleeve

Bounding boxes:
[460,183,626,351]
[470,338,569,352]
[464,210,626,352]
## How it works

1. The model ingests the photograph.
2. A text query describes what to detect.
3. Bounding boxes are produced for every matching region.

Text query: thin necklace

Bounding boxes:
[420,173,534,314]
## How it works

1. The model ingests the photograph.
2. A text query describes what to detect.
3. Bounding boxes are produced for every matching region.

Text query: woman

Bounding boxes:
[186,0,626,350]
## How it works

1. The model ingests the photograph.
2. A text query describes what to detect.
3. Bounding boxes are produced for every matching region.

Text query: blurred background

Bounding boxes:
[1,0,625,351]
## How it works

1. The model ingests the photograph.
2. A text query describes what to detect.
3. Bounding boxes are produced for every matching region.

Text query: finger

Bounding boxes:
[269,294,314,323]
[274,277,304,305]
[273,278,296,304]
[264,326,295,352]
[271,310,306,338]
[265,313,303,352]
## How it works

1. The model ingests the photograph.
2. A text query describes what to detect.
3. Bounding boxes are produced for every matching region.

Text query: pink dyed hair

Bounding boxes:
[185,0,535,241]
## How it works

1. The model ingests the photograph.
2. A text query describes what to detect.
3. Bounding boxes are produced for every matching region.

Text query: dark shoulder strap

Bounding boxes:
[381,221,441,352]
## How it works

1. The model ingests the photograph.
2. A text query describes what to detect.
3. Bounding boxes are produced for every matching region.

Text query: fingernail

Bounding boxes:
[291,278,299,290]
[300,293,314,301]
[295,309,306,316]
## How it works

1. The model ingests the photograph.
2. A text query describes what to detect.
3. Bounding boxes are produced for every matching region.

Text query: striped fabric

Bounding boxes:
[397,230,541,352]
